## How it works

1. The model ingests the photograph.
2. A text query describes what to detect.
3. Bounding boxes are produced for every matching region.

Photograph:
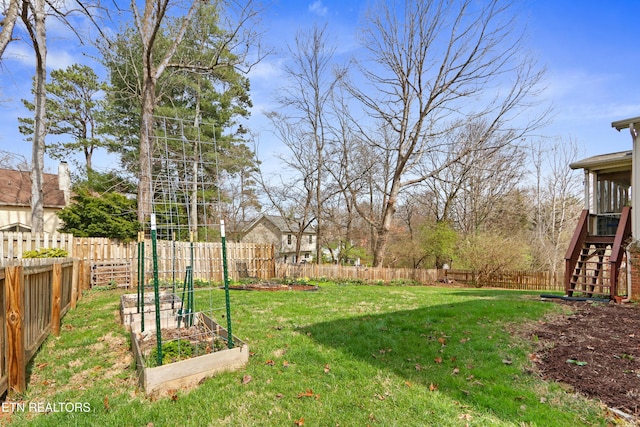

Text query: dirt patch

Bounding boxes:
[532,300,640,421]
[227,282,319,292]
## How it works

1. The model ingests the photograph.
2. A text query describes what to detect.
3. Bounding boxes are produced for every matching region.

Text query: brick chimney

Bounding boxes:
[58,162,71,205]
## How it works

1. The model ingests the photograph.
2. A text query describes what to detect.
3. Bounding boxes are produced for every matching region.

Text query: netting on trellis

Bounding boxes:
[131,115,237,367]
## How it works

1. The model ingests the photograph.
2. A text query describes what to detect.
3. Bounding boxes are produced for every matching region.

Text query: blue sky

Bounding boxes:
[1,0,639,175]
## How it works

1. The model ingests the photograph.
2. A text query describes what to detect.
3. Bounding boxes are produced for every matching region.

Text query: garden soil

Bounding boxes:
[532,300,640,421]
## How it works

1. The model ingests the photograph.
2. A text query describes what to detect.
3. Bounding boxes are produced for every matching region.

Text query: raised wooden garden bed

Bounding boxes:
[120,293,249,396]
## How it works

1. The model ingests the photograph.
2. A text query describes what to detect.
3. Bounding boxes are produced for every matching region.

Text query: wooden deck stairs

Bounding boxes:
[565,207,631,299]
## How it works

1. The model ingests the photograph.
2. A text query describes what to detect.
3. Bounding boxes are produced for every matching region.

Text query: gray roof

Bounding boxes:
[243,214,315,234]
[612,116,640,131]
[569,150,632,172]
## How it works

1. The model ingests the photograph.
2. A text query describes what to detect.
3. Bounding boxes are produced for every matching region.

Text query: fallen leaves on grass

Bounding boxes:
[293,417,304,426]
[241,375,252,385]
[323,364,330,374]
[429,383,438,391]
[297,389,319,400]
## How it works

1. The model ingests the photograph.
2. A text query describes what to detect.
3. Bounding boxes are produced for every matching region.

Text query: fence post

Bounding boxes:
[51,263,62,336]
[71,260,79,309]
[6,265,25,394]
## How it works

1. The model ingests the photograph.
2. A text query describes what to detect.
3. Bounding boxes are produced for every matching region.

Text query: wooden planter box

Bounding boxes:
[121,293,249,396]
[120,292,182,332]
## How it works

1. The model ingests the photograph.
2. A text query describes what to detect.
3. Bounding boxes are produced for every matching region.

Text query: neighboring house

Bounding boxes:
[0,162,72,233]
[238,214,316,263]
[565,115,640,301]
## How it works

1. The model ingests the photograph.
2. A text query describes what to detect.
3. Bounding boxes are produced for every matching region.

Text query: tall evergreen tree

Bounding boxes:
[19,64,109,175]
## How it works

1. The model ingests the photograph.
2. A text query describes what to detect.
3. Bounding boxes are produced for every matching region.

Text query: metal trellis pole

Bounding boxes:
[221,220,234,349]
[151,214,163,365]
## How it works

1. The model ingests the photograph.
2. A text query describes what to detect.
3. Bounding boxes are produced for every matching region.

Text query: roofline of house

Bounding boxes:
[612,116,640,131]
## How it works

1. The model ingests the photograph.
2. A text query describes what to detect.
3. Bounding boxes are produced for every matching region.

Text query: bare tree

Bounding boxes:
[261,113,316,262]
[270,24,341,263]
[129,0,264,225]
[19,0,47,232]
[342,0,547,266]
[0,0,20,59]
[529,137,583,281]
[2,0,103,232]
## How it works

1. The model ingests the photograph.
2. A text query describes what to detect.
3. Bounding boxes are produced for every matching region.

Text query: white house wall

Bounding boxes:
[0,206,63,233]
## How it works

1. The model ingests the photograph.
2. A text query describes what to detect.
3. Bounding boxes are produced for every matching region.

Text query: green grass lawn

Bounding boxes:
[3,283,610,426]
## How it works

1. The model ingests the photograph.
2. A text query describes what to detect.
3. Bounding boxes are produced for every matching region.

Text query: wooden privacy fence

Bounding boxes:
[444,269,564,291]
[0,232,74,260]
[0,232,565,291]
[0,258,89,395]
[276,264,565,292]
[138,241,275,284]
[1,233,276,287]
[276,263,440,284]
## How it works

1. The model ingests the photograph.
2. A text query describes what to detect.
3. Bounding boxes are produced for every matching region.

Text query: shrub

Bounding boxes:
[22,248,69,258]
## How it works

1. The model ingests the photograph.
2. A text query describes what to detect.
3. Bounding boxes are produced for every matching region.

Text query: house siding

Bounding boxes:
[240,216,316,262]
[0,206,64,233]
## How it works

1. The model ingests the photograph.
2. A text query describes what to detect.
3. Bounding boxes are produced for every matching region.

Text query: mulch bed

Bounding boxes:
[532,300,640,420]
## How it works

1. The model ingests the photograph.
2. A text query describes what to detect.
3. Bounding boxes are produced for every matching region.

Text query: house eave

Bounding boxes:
[569,150,632,172]
[612,116,640,131]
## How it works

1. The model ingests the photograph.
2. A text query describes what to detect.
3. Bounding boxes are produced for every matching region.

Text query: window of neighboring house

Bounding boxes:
[309,235,313,244]
[304,253,309,259]
[287,234,292,245]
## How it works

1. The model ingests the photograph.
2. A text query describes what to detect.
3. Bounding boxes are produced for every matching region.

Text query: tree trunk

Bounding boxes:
[0,0,20,59]
[372,186,399,267]
[138,74,155,226]
[30,0,47,233]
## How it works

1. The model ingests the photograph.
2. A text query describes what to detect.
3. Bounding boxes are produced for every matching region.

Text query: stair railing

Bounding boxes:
[564,210,590,295]
[608,206,632,299]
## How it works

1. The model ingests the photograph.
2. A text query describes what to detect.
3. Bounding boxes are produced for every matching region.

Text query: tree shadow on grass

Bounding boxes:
[298,296,603,425]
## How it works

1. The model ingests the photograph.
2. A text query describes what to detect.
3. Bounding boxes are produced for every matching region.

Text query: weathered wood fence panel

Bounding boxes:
[0,234,276,287]
[276,263,440,284]
[136,241,275,284]
[0,269,6,397]
[0,258,81,395]
[0,232,74,260]
[444,269,564,291]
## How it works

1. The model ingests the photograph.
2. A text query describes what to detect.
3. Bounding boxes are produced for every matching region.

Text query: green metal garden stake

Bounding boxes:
[137,231,142,314]
[172,231,176,310]
[189,232,195,327]
[151,214,163,366]
[221,220,234,348]
[140,233,145,333]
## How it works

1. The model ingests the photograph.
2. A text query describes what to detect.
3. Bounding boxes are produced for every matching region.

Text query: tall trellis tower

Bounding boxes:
[133,115,236,367]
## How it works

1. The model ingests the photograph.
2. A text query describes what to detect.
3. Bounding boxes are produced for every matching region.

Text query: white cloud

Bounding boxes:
[247,58,285,81]
[309,1,328,17]
[2,43,84,71]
